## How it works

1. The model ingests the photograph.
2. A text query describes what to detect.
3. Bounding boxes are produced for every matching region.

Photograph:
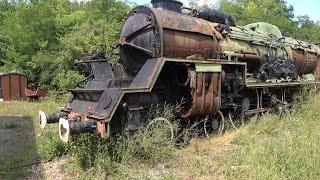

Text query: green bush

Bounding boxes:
[53,71,84,91]
[0,0,130,91]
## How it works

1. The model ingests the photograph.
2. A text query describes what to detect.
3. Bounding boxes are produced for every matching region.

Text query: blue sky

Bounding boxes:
[129,0,320,22]
[286,0,320,21]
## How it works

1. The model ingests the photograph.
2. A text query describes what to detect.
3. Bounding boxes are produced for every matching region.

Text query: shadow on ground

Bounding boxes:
[0,115,44,178]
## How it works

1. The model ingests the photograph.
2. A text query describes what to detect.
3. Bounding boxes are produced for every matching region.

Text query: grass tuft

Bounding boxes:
[4,122,20,129]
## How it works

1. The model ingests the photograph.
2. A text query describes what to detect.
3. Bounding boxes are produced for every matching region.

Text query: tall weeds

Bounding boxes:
[62,102,182,177]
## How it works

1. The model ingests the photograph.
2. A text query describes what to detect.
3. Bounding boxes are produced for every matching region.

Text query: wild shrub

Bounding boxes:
[60,102,181,176]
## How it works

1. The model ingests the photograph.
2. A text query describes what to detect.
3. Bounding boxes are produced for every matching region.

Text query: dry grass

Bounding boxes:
[154,93,320,179]
[1,92,320,179]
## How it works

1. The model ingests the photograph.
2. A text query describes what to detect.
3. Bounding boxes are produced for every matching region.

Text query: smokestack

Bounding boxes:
[151,0,183,13]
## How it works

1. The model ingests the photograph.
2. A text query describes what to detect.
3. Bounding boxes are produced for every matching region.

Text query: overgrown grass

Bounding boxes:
[219,89,320,179]
[165,89,320,179]
[1,90,320,179]
[58,103,180,179]
[0,96,179,178]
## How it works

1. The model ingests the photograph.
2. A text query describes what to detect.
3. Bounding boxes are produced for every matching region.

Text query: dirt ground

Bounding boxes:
[29,159,67,179]
[0,115,68,179]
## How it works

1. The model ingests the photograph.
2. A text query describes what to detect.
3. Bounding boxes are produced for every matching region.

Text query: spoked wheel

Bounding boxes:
[277,102,290,117]
[144,117,175,142]
[204,111,225,137]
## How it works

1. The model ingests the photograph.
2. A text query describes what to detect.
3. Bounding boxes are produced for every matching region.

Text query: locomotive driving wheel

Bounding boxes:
[204,111,225,137]
[144,117,175,142]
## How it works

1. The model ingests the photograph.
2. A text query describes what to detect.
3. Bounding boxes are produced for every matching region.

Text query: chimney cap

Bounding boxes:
[151,0,183,5]
[151,0,183,13]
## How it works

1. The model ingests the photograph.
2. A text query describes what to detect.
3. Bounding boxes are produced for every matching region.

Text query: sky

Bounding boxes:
[286,0,320,22]
[129,0,320,22]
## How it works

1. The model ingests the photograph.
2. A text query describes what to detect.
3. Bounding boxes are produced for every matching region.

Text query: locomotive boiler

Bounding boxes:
[39,0,320,142]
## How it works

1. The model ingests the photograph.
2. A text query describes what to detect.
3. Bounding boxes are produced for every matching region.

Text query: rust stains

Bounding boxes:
[162,29,217,59]
[292,49,318,75]
[152,8,219,36]
[181,71,221,117]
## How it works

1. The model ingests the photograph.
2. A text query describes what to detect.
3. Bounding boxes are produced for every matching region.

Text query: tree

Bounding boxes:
[219,0,320,40]
[0,0,130,91]
[1,0,319,91]
[294,15,320,42]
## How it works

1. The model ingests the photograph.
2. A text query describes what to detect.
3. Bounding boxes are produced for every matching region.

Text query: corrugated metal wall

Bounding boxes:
[0,74,28,101]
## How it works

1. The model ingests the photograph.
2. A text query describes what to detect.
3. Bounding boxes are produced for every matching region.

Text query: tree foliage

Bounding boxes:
[0,0,130,90]
[0,0,319,91]
[220,0,320,42]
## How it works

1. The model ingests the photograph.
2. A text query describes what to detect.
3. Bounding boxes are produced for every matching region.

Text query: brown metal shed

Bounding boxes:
[0,72,28,101]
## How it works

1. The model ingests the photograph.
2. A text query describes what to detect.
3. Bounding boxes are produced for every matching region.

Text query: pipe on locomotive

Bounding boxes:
[59,118,96,143]
[39,111,97,142]
[39,111,66,129]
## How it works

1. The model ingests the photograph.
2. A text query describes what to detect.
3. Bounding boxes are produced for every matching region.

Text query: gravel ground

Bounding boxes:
[28,159,67,179]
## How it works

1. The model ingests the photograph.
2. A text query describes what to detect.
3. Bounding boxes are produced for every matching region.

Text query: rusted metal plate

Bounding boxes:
[19,76,28,99]
[181,72,221,117]
[120,6,223,73]
[128,58,165,91]
[25,88,46,100]
[96,121,106,138]
[95,88,124,121]
[316,58,320,78]
[1,76,9,101]
[162,29,216,59]
[10,75,21,100]
[154,8,222,60]
[292,49,317,75]
[65,88,124,121]
[152,8,218,36]
[163,57,247,65]
[0,73,28,101]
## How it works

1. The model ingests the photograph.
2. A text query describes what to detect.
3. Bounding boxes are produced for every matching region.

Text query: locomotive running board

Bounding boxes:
[246,81,320,88]
[122,58,166,93]
[94,88,125,122]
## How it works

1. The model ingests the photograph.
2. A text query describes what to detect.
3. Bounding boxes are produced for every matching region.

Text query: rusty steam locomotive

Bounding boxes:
[39,0,320,142]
